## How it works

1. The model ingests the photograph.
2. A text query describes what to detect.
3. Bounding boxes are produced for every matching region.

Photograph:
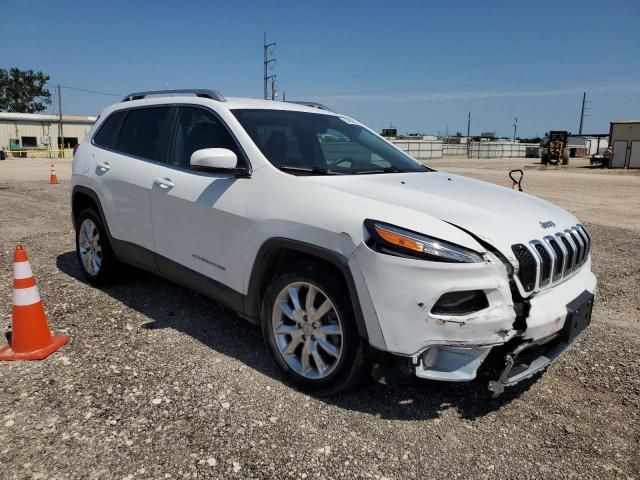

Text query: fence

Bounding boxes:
[389,140,540,159]
[467,142,539,159]
[389,140,443,160]
[442,144,468,156]
[2,149,71,159]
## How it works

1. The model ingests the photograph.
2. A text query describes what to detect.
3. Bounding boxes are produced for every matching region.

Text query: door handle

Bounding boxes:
[96,161,111,171]
[154,177,175,189]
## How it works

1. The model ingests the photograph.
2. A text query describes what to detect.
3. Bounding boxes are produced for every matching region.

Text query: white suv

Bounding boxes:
[72,89,596,395]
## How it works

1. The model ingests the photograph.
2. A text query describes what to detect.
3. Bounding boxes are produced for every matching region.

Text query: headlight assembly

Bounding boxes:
[364,220,484,263]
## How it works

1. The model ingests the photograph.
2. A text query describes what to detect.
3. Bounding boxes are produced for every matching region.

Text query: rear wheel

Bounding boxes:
[541,154,549,165]
[261,263,368,395]
[75,208,118,284]
[561,154,569,165]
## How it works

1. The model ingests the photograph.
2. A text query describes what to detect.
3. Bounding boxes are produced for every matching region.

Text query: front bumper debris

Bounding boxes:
[488,290,594,396]
[487,334,567,396]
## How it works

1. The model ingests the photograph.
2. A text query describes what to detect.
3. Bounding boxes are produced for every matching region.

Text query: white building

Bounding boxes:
[0,112,96,152]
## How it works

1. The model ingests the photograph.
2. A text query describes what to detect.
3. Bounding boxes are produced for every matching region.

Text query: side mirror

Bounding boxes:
[190,148,238,171]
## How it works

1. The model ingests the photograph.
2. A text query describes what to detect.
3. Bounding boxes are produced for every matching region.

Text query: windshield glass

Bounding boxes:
[232,109,428,175]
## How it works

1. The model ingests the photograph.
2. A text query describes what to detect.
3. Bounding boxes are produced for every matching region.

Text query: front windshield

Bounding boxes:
[232,109,428,175]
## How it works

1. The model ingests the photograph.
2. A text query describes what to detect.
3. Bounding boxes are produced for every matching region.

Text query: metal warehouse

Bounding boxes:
[609,120,640,168]
[0,112,96,155]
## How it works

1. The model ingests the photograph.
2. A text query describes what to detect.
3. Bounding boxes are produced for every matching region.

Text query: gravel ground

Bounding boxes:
[0,157,638,480]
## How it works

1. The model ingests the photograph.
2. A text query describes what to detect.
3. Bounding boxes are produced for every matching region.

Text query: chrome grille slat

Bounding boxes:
[568,229,585,265]
[545,236,564,280]
[512,224,590,294]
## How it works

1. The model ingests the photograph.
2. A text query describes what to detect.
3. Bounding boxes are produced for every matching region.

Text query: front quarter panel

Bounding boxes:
[352,244,517,355]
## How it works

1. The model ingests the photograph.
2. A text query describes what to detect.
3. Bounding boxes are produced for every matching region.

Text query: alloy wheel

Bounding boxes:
[271,282,344,379]
[78,218,102,276]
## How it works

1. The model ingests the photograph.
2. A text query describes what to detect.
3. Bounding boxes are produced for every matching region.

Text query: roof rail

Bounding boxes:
[287,101,334,112]
[121,89,226,102]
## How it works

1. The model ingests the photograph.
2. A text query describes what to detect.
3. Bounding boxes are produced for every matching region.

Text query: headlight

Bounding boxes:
[364,220,484,263]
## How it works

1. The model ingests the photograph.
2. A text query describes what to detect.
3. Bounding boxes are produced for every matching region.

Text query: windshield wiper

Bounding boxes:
[353,166,408,174]
[354,165,434,174]
[277,165,341,175]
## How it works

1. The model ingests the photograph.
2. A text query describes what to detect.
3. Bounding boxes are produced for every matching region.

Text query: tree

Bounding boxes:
[0,68,52,113]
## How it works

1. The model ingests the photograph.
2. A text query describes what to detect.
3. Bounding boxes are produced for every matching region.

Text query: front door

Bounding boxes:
[150,105,252,294]
[629,141,640,169]
[611,140,627,168]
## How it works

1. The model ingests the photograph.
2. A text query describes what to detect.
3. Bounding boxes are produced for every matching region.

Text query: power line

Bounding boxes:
[289,69,640,99]
[284,46,640,82]
[60,85,124,97]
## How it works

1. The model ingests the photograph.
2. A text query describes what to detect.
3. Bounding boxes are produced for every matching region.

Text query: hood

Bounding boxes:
[308,171,579,258]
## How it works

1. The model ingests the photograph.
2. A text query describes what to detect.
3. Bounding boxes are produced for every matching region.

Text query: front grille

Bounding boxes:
[560,235,575,272]
[512,224,591,293]
[547,238,564,280]
[533,243,552,286]
[511,244,537,292]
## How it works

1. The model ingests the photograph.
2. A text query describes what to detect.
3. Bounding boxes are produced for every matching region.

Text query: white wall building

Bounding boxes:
[0,112,96,152]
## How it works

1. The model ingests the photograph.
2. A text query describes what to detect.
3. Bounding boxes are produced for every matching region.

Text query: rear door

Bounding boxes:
[91,106,172,259]
[150,105,252,293]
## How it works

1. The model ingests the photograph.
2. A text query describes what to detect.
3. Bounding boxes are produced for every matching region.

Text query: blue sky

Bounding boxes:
[2,0,639,137]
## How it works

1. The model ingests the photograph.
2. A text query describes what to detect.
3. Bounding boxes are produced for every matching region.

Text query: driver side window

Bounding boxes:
[170,107,244,168]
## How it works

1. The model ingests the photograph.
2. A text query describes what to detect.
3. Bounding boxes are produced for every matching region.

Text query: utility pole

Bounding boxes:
[263,32,276,100]
[466,112,471,158]
[513,117,518,142]
[57,84,64,152]
[578,91,588,135]
[271,75,277,100]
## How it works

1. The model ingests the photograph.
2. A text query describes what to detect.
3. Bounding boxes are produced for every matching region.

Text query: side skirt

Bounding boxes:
[111,238,248,319]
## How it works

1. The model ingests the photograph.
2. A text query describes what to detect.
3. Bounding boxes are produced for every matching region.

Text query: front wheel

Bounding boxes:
[261,263,368,395]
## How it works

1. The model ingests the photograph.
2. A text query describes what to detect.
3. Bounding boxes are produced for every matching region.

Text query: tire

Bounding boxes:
[75,207,118,284]
[541,154,549,165]
[561,154,569,165]
[261,262,369,396]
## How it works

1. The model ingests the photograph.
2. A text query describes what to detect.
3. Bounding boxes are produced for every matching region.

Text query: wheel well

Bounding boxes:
[246,243,368,340]
[72,192,98,228]
[256,249,348,307]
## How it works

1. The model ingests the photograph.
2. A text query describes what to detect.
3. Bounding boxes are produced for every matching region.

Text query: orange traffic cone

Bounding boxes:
[49,164,59,185]
[0,245,69,360]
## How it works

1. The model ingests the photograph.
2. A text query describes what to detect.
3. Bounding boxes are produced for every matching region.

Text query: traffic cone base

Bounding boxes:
[0,335,69,361]
[0,244,69,361]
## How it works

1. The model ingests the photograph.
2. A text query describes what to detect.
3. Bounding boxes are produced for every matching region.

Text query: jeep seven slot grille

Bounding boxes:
[512,225,591,293]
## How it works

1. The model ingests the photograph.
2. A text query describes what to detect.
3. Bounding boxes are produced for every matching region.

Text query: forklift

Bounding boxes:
[540,131,570,165]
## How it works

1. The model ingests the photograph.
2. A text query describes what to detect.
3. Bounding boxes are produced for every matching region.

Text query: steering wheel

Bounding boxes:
[327,157,355,169]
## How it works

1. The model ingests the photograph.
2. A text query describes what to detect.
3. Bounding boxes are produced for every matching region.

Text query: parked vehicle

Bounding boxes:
[71,89,596,395]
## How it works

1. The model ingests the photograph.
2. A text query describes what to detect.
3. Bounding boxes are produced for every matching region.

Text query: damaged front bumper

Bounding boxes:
[349,243,597,393]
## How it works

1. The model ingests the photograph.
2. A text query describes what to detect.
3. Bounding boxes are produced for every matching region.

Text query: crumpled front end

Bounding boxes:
[349,241,596,389]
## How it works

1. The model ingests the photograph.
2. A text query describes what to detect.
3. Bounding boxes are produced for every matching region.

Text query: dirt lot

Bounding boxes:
[0,157,638,480]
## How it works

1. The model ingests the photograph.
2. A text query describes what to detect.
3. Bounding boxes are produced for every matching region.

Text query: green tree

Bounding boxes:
[0,68,52,113]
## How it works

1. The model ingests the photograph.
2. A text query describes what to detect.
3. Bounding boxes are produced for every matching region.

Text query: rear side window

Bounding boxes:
[114,107,171,161]
[93,110,126,149]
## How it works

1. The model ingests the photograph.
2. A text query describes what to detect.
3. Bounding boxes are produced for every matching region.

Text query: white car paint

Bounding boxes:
[72,94,597,388]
